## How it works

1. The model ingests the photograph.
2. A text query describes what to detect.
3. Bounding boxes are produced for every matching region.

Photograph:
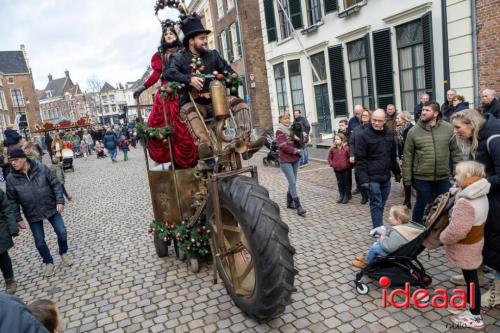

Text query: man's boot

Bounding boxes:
[286,192,295,209]
[5,278,17,295]
[185,108,214,160]
[341,186,350,204]
[360,191,368,205]
[336,188,345,204]
[293,197,306,216]
[242,137,267,160]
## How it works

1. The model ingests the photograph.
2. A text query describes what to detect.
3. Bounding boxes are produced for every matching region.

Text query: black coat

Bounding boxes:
[164,49,234,107]
[354,125,401,184]
[453,101,469,113]
[348,123,368,158]
[0,294,49,333]
[475,114,500,270]
[6,160,64,223]
[441,101,454,122]
[483,98,500,119]
[293,116,311,135]
[3,129,21,147]
[45,134,53,153]
[0,189,18,254]
[414,102,423,122]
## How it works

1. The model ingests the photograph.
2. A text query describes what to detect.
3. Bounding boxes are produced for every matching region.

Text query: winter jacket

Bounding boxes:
[6,160,65,223]
[378,221,425,253]
[0,189,19,254]
[293,116,311,135]
[3,129,21,147]
[103,131,119,151]
[45,134,53,153]
[440,178,490,270]
[276,126,300,164]
[475,114,500,270]
[328,145,350,172]
[396,122,413,159]
[402,120,462,186]
[385,113,398,143]
[120,139,130,151]
[83,133,93,145]
[348,116,361,132]
[452,101,469,113]
[48,164,65,185]
[483,97,500,119]
[441,101,454,122]
[414,102,424,122]
[0,294,49,333]
[348,123,368,158]
[354,125,401,185]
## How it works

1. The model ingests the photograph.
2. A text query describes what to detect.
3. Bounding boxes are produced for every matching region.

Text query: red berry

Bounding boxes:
[166,87,173,93]
[198,66,205,72]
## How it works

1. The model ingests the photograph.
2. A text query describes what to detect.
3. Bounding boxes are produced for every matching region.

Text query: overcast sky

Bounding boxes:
[0,0,179,92]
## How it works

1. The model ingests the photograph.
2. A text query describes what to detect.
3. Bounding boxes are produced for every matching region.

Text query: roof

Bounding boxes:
[39,75,78,100]
[0,51,29,74]
[100,82,115,93]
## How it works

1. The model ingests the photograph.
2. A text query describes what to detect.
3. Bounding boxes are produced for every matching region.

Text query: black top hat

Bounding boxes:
[180,15,211,47]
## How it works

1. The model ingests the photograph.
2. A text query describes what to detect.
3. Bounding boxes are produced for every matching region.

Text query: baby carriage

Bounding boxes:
[262,133,280,167]
[354,192,455,294]
[61,148,75,172]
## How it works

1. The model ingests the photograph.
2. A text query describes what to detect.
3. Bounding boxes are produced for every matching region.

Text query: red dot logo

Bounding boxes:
[379,276,391,288]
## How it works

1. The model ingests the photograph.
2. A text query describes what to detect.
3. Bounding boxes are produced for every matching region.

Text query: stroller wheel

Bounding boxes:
[421,275,432,288]
[262,157,269,167]
[274,160,280,168]
[356,283,369,295]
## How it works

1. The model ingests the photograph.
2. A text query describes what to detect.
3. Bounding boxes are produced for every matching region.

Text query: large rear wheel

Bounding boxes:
[207,175,297,320]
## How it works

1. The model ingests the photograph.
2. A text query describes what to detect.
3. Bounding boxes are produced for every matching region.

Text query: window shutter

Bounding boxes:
[226,28,233,62]
[328,45,347,117]
[263,0,277,42]
[364,34,375,109]
[372,29,394,109]
[324,0,338,13]
[289,0,303,29]
[217,34,223,54]
[235,21,243,57]
[421,11,434,100]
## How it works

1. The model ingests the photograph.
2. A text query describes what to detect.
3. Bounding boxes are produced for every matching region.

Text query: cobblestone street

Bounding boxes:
[3,147,500,333]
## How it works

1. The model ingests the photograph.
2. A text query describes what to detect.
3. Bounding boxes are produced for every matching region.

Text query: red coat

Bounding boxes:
[328,145,350,172]
[145,51,198,168]
[276,129,300,164]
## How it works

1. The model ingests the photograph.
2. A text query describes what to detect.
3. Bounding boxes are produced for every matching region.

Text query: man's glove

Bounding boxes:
[394,174,402,183]
[360,183,370,193]
[133,85,146,99]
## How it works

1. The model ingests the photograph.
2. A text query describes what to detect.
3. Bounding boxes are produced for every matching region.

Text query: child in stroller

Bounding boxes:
[262,133,280,167]
[95,141,106,159]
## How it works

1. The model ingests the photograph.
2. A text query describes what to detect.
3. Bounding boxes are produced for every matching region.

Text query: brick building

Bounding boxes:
[0,45,40,138]
[189,0,273,132]
[476,0,500,92]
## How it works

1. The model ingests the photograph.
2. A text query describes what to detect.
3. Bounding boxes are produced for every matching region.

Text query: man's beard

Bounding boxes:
[195,45,208,56]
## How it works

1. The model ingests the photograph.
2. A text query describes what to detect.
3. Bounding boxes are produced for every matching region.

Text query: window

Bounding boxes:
[0,91,6,110]
[347,38,371,108]
[311,52,327,82]
[220,30,229,60]
[397,20,425,112]
[7,77,14,84]
[11,89,24,107]
[216,0,224,19]
[227,0,235,11]
[307,0,322,25]
[278,0,291,39]
[204,7,212,30]
[231,23,242,60]
[288,60,305,115]
[273,63,288,113]
[344,0,363,9]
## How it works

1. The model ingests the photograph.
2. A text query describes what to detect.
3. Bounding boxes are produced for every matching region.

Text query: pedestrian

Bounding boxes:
[292,110,311,168]
[403,101,462,223]
[352,205,424,268]
[276,113,306,216]
[45,132,53,160]
[413,93,430,122]
[95,141,106,159]
[338,119,350,141]
[349,109,371,204]
[6,148,72,277]
[451,95,469,113]
[103,129,119,163]
[480,89,500,118]
[119,135,130,161]
[0,188,20,295]
[3,125,21,153]
[79,140,88,159]
[348,104,364,132]
[440,161,490,329]
[451,109,500,307]
[395,111,414,209]
[385,104,398,142]
[23,138,43,162]
[355,109,401,229]
[28,299,64,333]
[82,129,93,155]
[0,293,50,333]
[328,133,351,204]
[51,135,63,163]
[48,157,72,202]
[441,89,457,122]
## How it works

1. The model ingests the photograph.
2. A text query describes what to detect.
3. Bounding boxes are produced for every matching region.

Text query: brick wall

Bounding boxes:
[476,0,500,91]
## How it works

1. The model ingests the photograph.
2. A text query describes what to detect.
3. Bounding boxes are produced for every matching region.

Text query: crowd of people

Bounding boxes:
[276,88,500,328]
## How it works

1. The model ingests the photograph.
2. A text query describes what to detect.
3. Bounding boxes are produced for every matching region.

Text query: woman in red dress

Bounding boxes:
[133,20,197,169]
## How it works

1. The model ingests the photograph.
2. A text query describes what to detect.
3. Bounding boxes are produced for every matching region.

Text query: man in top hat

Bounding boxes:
[164,14,265,161]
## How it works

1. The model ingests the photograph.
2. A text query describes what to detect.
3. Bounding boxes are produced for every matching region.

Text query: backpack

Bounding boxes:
[422,192,455,249]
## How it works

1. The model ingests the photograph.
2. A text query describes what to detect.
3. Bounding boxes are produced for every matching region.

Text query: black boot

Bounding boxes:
[360,191,368,205]
[293,197,306,216]
[336,188,344,203]
[286,192,295,209]
[342,186,350,204]
[404,185,412,209]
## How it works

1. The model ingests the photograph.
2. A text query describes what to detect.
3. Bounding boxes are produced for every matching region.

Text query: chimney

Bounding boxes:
[20,44,31,73]
[48,74,53,81]
[64,69,69,78]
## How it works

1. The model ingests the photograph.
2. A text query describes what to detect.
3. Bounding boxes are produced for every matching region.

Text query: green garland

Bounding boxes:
[148,220,176,245]
[136,122,172,143]
[160,81,183,100]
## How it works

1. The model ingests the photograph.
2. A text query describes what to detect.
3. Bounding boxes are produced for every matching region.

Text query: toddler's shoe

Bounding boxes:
[352,259,367,269]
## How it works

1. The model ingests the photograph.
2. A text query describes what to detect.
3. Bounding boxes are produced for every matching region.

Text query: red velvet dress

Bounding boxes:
[145,51,198,168]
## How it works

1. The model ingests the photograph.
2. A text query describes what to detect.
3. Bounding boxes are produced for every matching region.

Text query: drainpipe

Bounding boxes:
[441,0,450,96]
[471,0,479,107]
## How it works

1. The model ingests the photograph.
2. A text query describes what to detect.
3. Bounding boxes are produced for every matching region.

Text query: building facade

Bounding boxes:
[259,0,483,134]
[476,0,500,92]
[189,0,274,132]
[0,45,41,137]
[0,73,10,140]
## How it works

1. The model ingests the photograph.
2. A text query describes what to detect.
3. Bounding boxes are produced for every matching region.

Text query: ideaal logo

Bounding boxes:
[379,276,475,309]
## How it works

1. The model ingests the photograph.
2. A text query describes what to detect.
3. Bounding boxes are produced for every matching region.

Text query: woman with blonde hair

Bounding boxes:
[395,111,414,160]
[450,109,500,308]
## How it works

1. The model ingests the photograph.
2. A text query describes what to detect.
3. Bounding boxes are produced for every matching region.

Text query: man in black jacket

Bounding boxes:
[5,149,72,277]
[164,14,264,161]
[481,89,500,118]
[355,109,401,228]
[293,110,310,167]
[441,89,456,122]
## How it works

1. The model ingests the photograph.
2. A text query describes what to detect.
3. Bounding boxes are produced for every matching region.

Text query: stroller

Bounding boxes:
[262,133,280,167]
[354,193,455,294]
[61,148,75,172]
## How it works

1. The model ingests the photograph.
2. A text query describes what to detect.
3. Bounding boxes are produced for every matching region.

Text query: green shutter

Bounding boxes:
[263,0,277,42]
[226,28,233,61]
[324,0,338,13]
[328,45,347,117]
[289,0,303,29]
[421,11,434,100]
[372,29,394,109]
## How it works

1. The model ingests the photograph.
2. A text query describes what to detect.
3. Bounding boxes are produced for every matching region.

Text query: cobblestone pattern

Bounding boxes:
[2,148,499,332]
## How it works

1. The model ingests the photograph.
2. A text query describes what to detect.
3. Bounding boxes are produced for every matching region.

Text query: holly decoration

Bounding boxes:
[175,219,211,259]
[213,71,243,94]
[136,122,172,144]
[191,56,206,77]
[160,81,184,100]
[148,220,177,245]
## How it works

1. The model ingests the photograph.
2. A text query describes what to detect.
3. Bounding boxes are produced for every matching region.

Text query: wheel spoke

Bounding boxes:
[236,258,254,284]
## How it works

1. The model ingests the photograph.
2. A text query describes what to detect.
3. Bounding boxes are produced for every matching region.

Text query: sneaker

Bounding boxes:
[5,279,17,294]
[448,307,467,315]
[61,253,73,267]
[44,263,55,277]
[352,259,367,269]
[450,274,465,285]
[450,310,485,330]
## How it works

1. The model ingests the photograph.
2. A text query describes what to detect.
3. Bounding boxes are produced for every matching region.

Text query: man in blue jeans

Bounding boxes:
[293,110,310,168]
[355,109,401,228]
[6,148,72,277]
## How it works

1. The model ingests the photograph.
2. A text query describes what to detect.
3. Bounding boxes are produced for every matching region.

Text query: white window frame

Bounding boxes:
[7,77,14,84]
[227,0,235,11]
[216,0,224,19]
[11,89,24,107]
[221,30,229,60]
[231,24,240,60]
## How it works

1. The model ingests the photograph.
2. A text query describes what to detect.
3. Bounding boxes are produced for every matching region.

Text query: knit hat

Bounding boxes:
[8,148,27,159]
